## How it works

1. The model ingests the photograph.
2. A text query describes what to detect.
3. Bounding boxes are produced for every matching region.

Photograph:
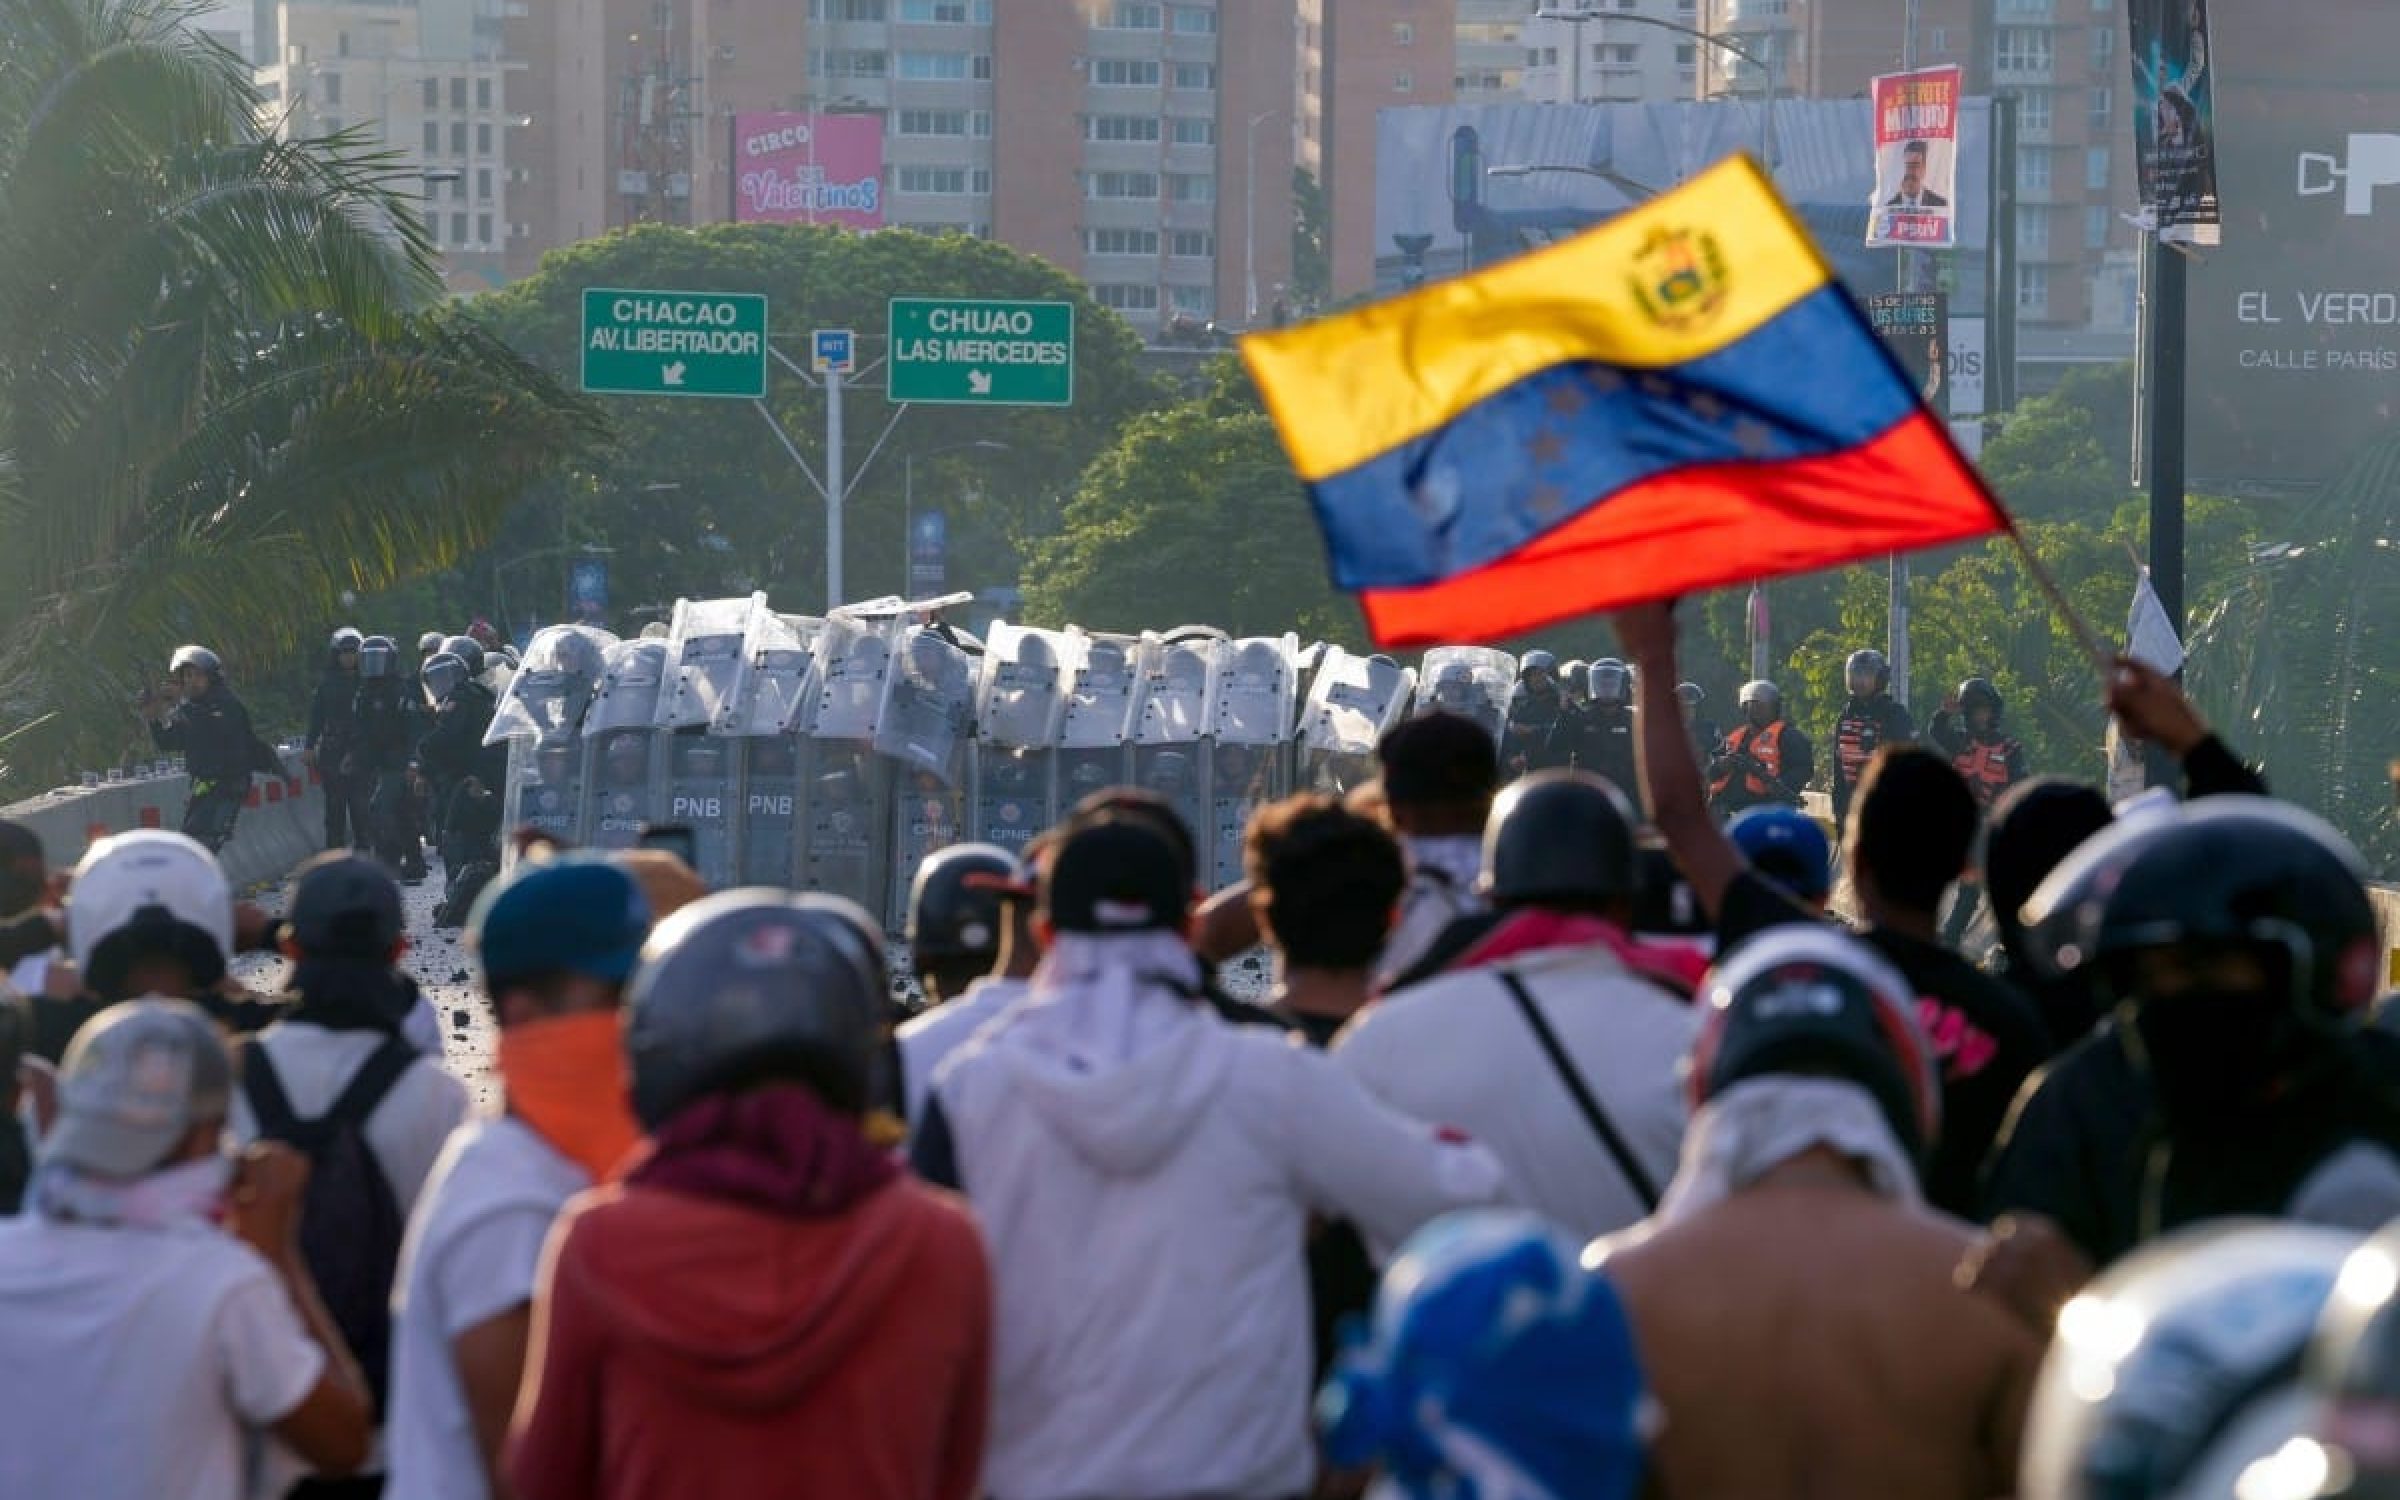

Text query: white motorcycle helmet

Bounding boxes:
[67,830,236,1000]
[2021,1220,2359,1500]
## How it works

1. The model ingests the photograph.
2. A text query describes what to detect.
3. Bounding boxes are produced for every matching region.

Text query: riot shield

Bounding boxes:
[877,627,979,926]
[1057,629,1138,809]
[483,625,618,748]
[972,624,1071,853]
[657,594,763,731]
[1299,647,1417,793]
[662,730,738,887]
[725,611,822,887]
[500,735,585,873]
[577,639,670,850]
[718,612,822,737]
[735,732,803,887]
[797,616,894,919]
[1129,631,1219,859]
[1415,646,1517,745]
[1207,634,1299,890]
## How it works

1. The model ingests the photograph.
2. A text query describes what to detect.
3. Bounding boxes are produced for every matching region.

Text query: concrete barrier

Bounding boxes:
[1,748,326,890]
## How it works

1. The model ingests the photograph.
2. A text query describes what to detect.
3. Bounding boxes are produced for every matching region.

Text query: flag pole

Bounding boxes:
[2001,522,2112,672]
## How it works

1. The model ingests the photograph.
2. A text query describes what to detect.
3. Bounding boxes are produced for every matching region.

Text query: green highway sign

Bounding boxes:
[581,288,769,399]
[888,298,1075,407]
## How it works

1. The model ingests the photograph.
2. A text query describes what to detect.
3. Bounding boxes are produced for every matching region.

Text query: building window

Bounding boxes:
[2091,25,2115,66]
[450,77,466,109]
[2017,264,2049,312]
[1393,20,1413,43]
[451,175,467,200]
[450,211,468,243]
[1088,114,1162,142]
[476,77,492,109]
[1087,227,1160,255]
[1995,27,2053,76]
[321,71,342,105]
[2017,207,2049,255]
[476,123,493,152]
[973,54,993,79]
[897,50,970,80]
[1168,283,1213,316]
[2087,87,2110,133]
[1168,172,1213,203]
[1172,4,1216,34]
[2018,88,2050,134]
[819,49,888,78]
[2086,145,2110,190]
[1393,69,1413,93]
[1169,229,1213,257]
[972,110,992,137]
[477,167,493,198]
[1676,42,1695,64]
[2018,147,2052,193]
[476,212,492,243]
[1091,58,1161,86]
[1171,62,1215,90]
[2085,203,2111,249]
[450,121,467,153]
[423,121,439,154]
[1171,117,1214,146]
[1087,170,1159,199]
[423,77,438,108]
[823,0,887,16]
[1928,25,1949,52]
[1093,283,1160,310]
[899,166,972,193]
[896,108,970,135]
[1096,2,1161,29]
[894,0,964,19]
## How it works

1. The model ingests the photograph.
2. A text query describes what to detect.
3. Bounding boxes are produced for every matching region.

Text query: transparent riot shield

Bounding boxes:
[1057,629,1138,810]
[578,638,670,850]
[662,731,738,887]
[484,625,618,748]
[1206,634,1299,890]
[657,595,763,731]
[1129,631,1220,859]
[500,735,585,871]
[798,615,894,919]
[725,611,822,887]
[972,623,1071,854]
[1299,647,1417,794]
[877,627,979,927]
[1414,646,1517,746]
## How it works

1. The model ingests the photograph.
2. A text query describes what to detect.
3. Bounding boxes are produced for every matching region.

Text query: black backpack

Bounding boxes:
[239,1035,417,1415]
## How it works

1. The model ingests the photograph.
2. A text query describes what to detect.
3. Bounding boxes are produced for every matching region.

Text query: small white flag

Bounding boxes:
[2126,568,2186,678]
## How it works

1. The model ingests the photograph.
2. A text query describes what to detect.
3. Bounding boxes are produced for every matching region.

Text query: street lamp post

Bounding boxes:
[1245,110,1279,325]
[903,441,1010,595]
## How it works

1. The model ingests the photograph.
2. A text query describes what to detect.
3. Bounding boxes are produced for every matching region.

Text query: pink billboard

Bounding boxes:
[731,112,885,229]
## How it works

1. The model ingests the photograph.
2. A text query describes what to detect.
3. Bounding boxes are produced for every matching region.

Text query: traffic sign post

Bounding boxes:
[581,288,769,399]
[887,298,1074,407]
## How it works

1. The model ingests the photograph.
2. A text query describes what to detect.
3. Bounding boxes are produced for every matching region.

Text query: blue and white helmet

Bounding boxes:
[1319,1209,1649,1500]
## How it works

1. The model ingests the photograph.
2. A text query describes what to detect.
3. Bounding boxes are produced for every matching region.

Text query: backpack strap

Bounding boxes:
[1496,970,1663,1211]
[239,1034,416,1146]
[328,1035,419,1128]
[236,1037,303,1141]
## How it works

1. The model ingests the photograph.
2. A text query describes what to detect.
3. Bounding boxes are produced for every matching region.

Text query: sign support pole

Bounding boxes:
[826,365,846,610]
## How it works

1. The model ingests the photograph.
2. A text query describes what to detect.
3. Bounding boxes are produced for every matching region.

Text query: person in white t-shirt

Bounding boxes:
[383,856,652,1500]
[0,999,372,1499]
[895,840,1042,1131]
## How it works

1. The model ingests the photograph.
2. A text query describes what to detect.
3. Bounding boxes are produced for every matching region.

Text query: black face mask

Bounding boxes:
[2134,984,2325,1129]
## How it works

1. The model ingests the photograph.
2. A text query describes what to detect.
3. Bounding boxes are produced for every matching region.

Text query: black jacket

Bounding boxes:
[351,679,418,777]
[151,683,273,789]
[1985,1023,2400,1266]
[306,667,361,760]
[416,680,505,788]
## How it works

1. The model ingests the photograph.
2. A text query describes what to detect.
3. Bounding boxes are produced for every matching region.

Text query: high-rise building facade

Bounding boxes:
[1521,0,1706,105]
[1453,0,1526,100]
[1300,0,1458,300]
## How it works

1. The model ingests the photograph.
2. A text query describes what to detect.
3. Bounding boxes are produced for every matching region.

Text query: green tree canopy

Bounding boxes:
[465,225,1165,628]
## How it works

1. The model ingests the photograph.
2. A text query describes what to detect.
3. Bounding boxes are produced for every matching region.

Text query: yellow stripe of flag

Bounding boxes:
[1242,155,1836,484]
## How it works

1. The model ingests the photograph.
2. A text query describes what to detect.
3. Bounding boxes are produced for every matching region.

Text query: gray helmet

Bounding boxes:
[907,843,1018,965]
[1559,659,1590,699]
[625,889,888,1129]
[168,644,222,678]
[416,630,445,659]
[1738,679,1781,711]
[440,634,487,677]
[329,627,364,655]
[358,635,396,680]
[1845,648,1889,698]
[1481,769,1639,906]
[1676,681,1704,707]
[420,651,469,706]
[1589,658,1632,707]
[1519,649,1558,678]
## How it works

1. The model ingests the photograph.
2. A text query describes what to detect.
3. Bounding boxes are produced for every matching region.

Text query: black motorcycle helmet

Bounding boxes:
[1480,769,1637,908]
[1845,648,1890,699]
[906,843,1018,967]
[1957,677,2003,725]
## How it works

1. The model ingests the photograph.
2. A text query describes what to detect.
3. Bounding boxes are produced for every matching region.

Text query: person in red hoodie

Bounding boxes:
[507,889,992,1500]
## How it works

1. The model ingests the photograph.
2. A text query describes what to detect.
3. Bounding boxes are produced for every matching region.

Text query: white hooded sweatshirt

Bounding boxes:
[915,931,1508,1500]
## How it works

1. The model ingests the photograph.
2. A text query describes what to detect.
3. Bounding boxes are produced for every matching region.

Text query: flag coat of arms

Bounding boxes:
[1241,156,2007,647]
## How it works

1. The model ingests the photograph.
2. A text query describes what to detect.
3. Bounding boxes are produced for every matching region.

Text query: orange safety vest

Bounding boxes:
[1711,721,1785,799]
[1955,739,2015,807]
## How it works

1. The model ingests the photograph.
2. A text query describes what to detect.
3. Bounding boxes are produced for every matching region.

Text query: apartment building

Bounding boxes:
[1300,0,1458,302]
[1521,0,1708,104]
[1454,0,1526,100]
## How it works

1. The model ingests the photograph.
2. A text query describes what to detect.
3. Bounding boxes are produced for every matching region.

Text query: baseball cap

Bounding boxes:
[280,852,404,959]
[1041,820,1189,935]
[470,856,653,989]
[43,999,232,1178]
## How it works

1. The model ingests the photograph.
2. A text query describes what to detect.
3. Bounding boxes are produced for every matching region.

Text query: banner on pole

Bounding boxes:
[1868,66,1962,250]
[1866,292,1952,416]
[2129,0,2221,246]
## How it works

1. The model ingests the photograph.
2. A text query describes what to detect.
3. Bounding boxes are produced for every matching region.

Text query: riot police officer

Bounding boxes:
[1503,650,1564,774]
[306,627,366,849]
[351,636,426,879]
[142,645,276,852]
[1829,648,1917,826]
[1707,681,1814,818]
[1928,677,2028,814]
[1559,659,1642,813]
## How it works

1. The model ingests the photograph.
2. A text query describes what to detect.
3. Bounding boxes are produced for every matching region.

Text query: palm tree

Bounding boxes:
[2190,432,2400,867]
[0,0,602,786]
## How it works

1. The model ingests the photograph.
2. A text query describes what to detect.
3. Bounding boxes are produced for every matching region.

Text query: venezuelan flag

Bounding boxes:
[1241,156,2007,648]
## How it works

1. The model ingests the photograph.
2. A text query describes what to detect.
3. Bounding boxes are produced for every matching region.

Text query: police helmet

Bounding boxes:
[1845,648,1890,698]
[625,889,887,1129]
[1559,660,1591,701]
[329,627,364,656]
[1737,679,1781,712]
[2019,1222,2357,1500]
[1958,677,2003,720]
[420,651,470,706]
[1519,649,1558,680]
[168,644,222,678]
[1676,682,1705,708]
[357,635,396,680]
[1689,925,1938,1162]
[1590,658,1633,708]
[416,631,445,659]
[907,843,1019,966]
[1481,769,1638,907]
[440,634,487,678]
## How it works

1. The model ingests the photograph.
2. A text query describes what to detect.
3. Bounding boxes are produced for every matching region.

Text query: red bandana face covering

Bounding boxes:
[499,1012,642,1182]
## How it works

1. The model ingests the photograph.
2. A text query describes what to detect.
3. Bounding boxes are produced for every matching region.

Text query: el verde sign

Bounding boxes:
[581,289,769,399]
[888,298,1075,407]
